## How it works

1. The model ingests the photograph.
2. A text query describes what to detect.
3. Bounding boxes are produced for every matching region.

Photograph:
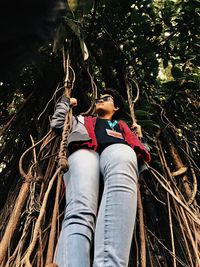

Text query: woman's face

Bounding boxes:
[95,94,119,117]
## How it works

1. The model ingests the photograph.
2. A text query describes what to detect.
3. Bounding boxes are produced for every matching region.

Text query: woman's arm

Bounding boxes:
[50,96,77,130]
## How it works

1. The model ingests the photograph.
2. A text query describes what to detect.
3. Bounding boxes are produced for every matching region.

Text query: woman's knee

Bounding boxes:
[114,145,137,164]
[62,199,97,242]
[100,144,138,176]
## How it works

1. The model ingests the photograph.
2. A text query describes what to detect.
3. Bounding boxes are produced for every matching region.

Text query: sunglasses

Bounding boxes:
[95,95,114,104]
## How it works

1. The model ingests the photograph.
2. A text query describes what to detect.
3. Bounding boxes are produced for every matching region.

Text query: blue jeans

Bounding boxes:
[54,144,138,267]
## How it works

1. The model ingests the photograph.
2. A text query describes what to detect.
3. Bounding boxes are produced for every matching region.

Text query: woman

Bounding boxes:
[50,88,150,267]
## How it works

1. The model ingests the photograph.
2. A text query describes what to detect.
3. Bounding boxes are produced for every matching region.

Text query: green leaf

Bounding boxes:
[79,0,94,13]
[53,24,67,52]
[67,0,94,14]
[66,18,81,38]
[171,66,184,79]
[162,80,181,90]
[182,81,198,90]
[67,0,78,12]
[80,39,89,61]
[66,18,89,60]
[135,110,150,117]
[154,23,163,36]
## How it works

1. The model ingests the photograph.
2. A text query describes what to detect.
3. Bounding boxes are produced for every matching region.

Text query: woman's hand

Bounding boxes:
[131,122,143,138]
[70,98,78,107]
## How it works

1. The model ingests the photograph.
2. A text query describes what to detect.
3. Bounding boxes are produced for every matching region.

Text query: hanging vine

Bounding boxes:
[0,1,199,267]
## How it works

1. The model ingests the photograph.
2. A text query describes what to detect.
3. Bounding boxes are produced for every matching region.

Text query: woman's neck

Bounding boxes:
[98,114,113,120]
[96,110,113,120]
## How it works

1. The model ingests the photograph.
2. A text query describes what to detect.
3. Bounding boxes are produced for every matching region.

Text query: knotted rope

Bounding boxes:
[58,50,75,172]
[58,108,73,172]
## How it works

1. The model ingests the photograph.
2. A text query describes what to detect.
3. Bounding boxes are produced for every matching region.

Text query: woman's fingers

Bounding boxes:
[131,122,143,137]
[70,98,78,107]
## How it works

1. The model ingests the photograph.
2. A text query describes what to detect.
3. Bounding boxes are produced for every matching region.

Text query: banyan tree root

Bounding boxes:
[45,172,63,266]
[0,176,31,265]
[167,192,176,267]
[21,167,61,267]
[148,164,200,265]
[148,165,200,225]
[160,131,193,203]
[156,132,200,263]
[137,184,146,267]
[0,130,58,266]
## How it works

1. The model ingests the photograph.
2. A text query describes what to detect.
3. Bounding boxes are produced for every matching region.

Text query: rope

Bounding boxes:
[58,50,75,172]
[58,109,73,171]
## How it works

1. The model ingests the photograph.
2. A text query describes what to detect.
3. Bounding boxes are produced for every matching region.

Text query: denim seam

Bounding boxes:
[103,171,110,267]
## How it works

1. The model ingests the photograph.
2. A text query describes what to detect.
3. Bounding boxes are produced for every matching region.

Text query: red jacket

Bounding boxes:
[83,116,151,162]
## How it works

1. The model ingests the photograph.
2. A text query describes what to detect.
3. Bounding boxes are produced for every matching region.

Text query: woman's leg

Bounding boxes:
[54,149,100,267]
[93,144,138,267]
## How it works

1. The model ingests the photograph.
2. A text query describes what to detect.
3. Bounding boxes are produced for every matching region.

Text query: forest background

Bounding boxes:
[0,1,199,266]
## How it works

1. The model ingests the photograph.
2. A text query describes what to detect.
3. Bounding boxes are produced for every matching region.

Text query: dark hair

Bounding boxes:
[101,88,125,119]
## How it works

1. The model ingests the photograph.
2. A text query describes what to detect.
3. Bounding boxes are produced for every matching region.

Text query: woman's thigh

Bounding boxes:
[63,149,100,230]
[93,144,138,266]
[100,143,138,183]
